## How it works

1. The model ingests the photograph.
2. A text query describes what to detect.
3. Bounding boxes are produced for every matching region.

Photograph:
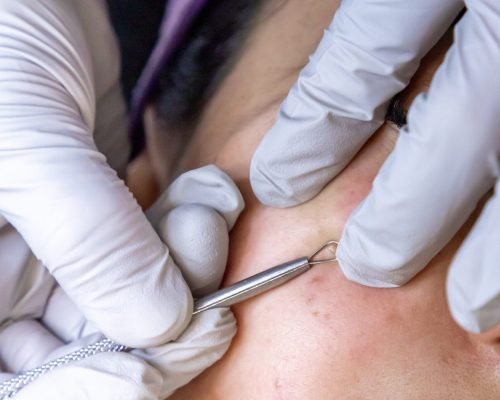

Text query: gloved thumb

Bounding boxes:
[159,204,229,297]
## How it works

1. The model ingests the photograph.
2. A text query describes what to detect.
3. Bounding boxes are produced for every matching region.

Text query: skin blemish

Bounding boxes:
[306,294,316,305]
[441,351,457,367]
[311,310,332,322]
[309,275,323,286]
[272,367,287,400]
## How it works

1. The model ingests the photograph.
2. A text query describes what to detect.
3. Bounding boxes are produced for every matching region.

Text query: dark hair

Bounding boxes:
[151,0,263,132]
[106,0,168,103]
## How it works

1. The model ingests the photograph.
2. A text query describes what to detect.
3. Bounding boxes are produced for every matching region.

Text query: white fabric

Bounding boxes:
[0,166,244,398]
[250,0,500,333]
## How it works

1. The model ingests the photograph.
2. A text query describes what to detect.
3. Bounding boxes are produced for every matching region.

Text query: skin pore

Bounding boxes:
[131,0,500,398]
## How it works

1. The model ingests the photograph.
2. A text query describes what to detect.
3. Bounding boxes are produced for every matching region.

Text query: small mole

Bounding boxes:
[306,295,315,304]
[312,311,320,317]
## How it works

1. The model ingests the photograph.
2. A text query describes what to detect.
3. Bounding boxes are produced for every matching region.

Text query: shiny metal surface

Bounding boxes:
[193,257,310,314]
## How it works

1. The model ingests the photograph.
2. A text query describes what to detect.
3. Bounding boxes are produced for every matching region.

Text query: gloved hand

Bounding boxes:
[250,0,500,334]
[0,165,245,399]
[0,0,193,348]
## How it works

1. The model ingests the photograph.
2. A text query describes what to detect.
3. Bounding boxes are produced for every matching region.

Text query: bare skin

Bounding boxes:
[132,0,500,398]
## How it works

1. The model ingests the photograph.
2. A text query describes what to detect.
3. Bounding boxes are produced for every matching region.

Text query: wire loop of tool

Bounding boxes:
[308,240,338,265]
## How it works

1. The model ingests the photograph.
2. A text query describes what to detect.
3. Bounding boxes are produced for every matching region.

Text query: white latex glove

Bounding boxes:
[0,0,194,347]
[0,165,245,399]
[250,0,500,333]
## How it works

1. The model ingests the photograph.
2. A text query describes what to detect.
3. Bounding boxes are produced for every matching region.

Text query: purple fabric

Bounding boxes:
[129,0,209,138]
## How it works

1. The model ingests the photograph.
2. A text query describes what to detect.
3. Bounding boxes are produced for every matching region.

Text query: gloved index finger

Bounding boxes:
[337,5,500,288]
[250,0,462,208]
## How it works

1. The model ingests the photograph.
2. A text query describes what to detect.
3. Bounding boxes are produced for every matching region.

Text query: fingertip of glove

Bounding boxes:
[160,204,229,297]
[336,235,411,289]
[139,288,194,348]
[446,284,480,334]
[249,156,306,208]
[105,276,194,348]
[446,270,500,334]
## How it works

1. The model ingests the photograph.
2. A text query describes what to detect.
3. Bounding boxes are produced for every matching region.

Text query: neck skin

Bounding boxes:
[136,0,500,397]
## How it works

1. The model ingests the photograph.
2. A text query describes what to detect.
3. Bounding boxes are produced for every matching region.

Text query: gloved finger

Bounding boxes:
[337,5,500,287]
[132,307,236,398]
[12,351,161,400]
[447,180,500,333]
[41,286,98,343]
[0,226,54,324]
[250,0,462,207]
[0,319,63,373]
[159,204,229,297]
[146,165,245,231]
[146,165,244,297]
[0,0,192,348]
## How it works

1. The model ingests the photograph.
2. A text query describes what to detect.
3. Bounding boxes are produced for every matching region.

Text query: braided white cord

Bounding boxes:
[0,338,128,399]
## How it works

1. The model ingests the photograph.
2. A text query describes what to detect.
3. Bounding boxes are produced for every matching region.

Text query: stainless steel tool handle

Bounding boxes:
[193,256,310,314]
